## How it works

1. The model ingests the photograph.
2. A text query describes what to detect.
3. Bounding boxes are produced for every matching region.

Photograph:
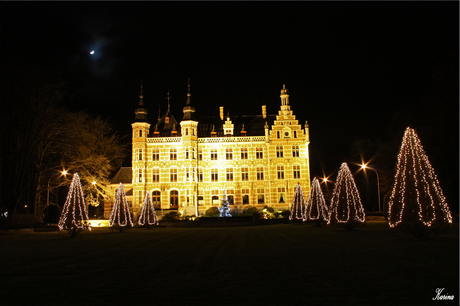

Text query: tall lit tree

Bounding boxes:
[388,127,452,236]
[138,190,158,228]
[109,183,133,232]
[304,178,329,225]
[58,173,91,237]
[328,163,366,229]
[290,183,307,221]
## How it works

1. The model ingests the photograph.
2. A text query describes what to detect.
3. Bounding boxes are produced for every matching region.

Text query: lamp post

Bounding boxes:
[361,164,381,212]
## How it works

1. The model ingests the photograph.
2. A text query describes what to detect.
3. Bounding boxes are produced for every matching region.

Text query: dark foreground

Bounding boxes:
[1,222,458,306]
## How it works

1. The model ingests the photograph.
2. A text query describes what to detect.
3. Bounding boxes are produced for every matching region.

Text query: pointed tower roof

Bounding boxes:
[182,78,196,121]
[134,80,148,122]
[151,91,180,136]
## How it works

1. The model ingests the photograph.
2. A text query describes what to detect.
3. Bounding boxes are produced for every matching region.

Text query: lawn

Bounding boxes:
[1,221,458,306]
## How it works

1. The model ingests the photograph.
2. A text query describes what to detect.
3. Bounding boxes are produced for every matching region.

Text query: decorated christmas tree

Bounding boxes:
[58,173,91,237]
[328,163,365,229]
[304,178,329,225]
[138,190,159,228]
[289,183,307,221]
[109,183,133,231]
[388,127,452,236]
[218,188,232,217]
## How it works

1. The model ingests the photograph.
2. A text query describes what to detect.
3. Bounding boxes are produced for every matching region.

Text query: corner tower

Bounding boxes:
[131,80,150,219]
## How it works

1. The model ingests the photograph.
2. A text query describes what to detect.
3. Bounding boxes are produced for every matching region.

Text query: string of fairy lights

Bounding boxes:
[58,173,91,232]
[109,183,134,228]
[304,177,328,222]
[328,163,366,224]
[289,183,307,220]
[388,127,452,227]
[138,190,159,226]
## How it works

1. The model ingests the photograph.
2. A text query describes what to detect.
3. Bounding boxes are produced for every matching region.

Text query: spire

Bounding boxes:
[167,91,171,111]
[134,80,148,122]
[182,78,196,121]
[158,105,161,120]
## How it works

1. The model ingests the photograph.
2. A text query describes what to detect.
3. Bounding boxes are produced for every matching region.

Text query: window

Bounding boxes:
[277,165,285,179]
[241,167,249,181]
[170,148,177,160]
[227,189,234,204]
[211,149,218,160]
[198,189,204,205]
[170,168,177,182]
[138,169,143,183]
[211,168,218,182]
[185,168,190,182]
[292,145,299,157]
[241,148,248,159]
[138,190,143,205]
[278,187,286,203]
[153,168,160,182]
[198,168,203,182]
[139,130,143,137]
[185,148,189,159]
[226,148,233,160]
[226,168,233,181]
[293,165,301,179]
[170,190,178,208]
[185,128,189,136]
[294,130,297,138]
[256,147,263,159]
[212,189,220,205]
[241,188,250,204]
[152,191,161,209]
[276,146,284,158]
[152,148,160,161]
[257,167,264,180]
[198,149,203,161]
[191,147,195,159]
[257,188,264,204]
[138,149,143,160]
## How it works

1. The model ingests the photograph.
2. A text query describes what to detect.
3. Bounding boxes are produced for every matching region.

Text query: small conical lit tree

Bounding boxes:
[109,183,133,232]
[289,183,307,221]
[138,190,159,228]
[388,127,452,237]
[328,163,366,229]
[304,178,329,225]
[58,173,91,237]
[218,188,232,218]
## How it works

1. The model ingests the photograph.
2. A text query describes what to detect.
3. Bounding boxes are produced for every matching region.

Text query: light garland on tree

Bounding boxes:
[109,183,133,228]
[328,163,365,224]
[388,127,452,227]
[58,173,91,232]
[218,188,232,217]
[304,178,329,222]
[138,190,159,226]
[289,183,307,221]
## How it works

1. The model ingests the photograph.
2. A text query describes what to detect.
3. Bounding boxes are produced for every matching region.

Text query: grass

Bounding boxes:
[1,221,458,306]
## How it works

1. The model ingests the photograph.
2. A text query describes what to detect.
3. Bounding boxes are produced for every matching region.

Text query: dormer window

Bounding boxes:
[165,117,170,124]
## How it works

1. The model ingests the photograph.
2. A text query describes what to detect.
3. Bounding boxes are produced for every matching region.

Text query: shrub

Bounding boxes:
[280,209,291,219]
[205,207,219,217]
[161,211,182,221]
[263,206,274,213]
[246,207,263,219]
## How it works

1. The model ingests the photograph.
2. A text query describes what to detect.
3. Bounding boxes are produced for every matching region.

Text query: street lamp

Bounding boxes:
[360,164,381,212]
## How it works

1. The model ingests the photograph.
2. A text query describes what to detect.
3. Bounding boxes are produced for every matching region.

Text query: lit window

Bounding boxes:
[241,188,250,204]
[256,147,263,159]
[170,168,177,182]
[152,148,160,161]
[138,169,143,183]
[226,148,233,160]
[185,148,189,159]
[241,167,249,181]
[226,168,233,181]
[198,168,203,182]
[257,167,264,180]
[185,168,190,181]
[241,148,248,160]
[198,149,203,161]
[152,191,161,209]
[293,165,301,179]
[292,145,299,157]
[211,149,218,160]
[153,168,160,182]
[170,148,177,160]
[211,168,218,182]
[138,149,143,161]
[276,146,284,158]
[277,165,284,179]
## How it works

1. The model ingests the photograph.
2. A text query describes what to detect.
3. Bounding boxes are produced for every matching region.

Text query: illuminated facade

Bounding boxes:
[108,82,311,219]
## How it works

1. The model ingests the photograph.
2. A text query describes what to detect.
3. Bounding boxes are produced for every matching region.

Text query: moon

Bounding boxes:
[90,50,95,55]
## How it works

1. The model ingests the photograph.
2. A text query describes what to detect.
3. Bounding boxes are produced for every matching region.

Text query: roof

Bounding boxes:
[197,114,276,137]
[111,167,132,184]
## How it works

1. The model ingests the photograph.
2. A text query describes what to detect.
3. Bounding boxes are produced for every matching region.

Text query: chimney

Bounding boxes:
[262,105,267,119]
[219,106,224,120]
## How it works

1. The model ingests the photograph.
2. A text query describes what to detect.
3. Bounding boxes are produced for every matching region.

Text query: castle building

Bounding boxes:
[105,81,310,219]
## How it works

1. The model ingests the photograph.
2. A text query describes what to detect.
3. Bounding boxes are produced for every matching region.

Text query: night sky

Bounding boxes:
[2,2,458,203]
